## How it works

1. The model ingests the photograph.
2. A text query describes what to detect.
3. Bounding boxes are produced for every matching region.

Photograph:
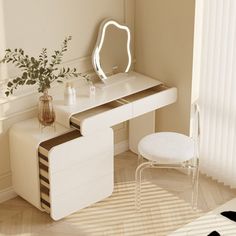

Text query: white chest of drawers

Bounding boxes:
[9,71,177,220]
[10,120,114,220]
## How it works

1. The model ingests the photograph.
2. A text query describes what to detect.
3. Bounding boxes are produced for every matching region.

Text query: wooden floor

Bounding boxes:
[0,151,236,235]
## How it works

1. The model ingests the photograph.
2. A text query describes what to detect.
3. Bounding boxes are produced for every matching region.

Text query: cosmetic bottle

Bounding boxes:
[64,82,76,105]
[89,81,96,97]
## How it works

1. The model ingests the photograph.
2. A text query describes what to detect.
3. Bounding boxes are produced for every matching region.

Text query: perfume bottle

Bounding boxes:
[64,82,76,105]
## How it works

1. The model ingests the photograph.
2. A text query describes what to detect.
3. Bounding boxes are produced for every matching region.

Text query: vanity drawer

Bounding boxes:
[38,128,114,220]
[70,101,132,135]
[69,85,177,135]
[121,85,177,117]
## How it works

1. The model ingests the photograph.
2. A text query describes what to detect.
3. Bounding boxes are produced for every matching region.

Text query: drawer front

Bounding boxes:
[132,87,177,118]
[70,85,177,135]
[51,173,113,220]
[79,103,132,136]
[48,131,113,173]
[50,152,113,197]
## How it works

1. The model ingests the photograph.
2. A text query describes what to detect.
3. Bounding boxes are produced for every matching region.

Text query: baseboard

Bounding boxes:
[0,187,17,204]
[114,140,129,156]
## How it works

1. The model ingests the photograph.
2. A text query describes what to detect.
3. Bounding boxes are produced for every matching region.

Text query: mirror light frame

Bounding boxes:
[92,19,132,82]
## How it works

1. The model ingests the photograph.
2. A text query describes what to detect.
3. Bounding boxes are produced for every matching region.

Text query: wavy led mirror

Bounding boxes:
[92,19,131,83]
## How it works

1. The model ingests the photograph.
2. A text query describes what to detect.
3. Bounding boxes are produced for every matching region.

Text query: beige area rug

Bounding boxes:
[170,198,236,236]
[37,181,203,236]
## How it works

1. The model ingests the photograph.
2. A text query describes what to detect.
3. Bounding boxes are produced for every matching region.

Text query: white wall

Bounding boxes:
[2,0,124,62]
[135,0,195,134]
[0,0,134,192]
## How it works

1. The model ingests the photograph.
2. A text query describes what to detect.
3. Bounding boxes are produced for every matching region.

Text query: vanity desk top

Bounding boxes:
[53,71,177,136]
[54,72,161,126]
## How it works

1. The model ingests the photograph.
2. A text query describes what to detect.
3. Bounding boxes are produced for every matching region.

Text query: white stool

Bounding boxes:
[135,103,200,210]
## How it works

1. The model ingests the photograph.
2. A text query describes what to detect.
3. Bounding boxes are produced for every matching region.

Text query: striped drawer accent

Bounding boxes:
[38,130,81,213]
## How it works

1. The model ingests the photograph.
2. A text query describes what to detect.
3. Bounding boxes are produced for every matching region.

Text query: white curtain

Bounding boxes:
[199,0,236,188]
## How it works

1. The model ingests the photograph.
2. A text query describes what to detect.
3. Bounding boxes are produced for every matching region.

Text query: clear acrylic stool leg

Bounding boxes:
[191,160,199,210]
[137,153,143,166]
[135,162,153,210]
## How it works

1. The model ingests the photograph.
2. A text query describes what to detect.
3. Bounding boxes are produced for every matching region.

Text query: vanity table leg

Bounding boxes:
[129,111,155,154]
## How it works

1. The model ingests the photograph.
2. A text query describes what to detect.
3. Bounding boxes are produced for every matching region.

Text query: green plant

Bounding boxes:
[0,36,81,97]
[82,73,92,83]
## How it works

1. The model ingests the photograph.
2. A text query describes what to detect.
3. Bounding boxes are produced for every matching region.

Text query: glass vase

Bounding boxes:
[38,89,55,128]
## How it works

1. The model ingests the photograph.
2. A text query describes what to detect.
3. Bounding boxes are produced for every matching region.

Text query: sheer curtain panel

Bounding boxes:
[199,0,236,188]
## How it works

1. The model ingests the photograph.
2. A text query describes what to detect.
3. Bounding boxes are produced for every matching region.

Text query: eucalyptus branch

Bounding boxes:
[78,72,92,83]
[0,36,80,96]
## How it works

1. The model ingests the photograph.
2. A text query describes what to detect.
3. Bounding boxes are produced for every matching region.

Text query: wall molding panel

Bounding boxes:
[0,187,17,203]
[0,171,11,179]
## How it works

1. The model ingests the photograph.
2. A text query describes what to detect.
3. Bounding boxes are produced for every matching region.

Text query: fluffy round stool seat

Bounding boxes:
[138,132,195,164]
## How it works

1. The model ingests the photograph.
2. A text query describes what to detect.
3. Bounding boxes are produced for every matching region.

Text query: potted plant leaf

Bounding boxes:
[0,36,81,127]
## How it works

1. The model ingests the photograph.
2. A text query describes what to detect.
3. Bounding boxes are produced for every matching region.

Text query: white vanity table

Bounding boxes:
[9,19,177,220]
[9,71,177,220]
